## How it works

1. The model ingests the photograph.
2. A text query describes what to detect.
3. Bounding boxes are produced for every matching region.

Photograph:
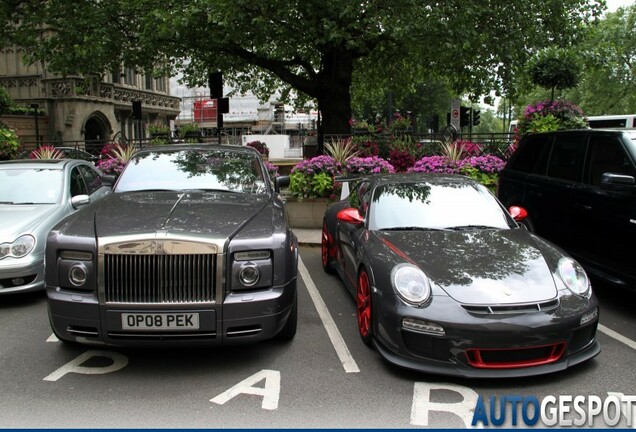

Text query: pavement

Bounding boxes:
[292,228,321,246]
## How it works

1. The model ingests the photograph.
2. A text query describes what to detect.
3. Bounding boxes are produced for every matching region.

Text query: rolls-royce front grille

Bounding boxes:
[104,254,216,304]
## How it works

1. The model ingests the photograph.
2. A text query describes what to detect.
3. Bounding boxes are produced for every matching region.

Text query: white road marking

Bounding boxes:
[43,350,129,381]
[298,256,360,373]
[410,382,479,427]
[607,392,636,428]
[210,369,280,411]
[47,333,59,342]
[598,324,636,351]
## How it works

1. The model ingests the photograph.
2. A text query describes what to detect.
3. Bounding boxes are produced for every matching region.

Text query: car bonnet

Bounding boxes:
[374,228,559,305]
[92,191,271,240]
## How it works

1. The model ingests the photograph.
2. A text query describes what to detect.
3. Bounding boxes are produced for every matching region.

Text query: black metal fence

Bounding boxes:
[18,131,515,162]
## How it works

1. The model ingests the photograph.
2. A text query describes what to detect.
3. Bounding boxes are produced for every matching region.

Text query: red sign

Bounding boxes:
[193,99,217,122]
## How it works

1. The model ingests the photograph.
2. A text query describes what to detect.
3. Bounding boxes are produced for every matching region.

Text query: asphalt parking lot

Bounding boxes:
[0,245,635,428]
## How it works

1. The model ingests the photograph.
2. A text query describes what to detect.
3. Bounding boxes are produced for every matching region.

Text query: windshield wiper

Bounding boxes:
[443,225,499,231]
[183,188,233,193]
[382,226,448,232]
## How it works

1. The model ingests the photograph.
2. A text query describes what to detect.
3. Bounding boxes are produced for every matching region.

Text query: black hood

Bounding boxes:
[374,228,559,305]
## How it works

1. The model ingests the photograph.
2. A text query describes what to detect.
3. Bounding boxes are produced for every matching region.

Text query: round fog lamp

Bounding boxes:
[69,264,88,287]
[239,265,260,287]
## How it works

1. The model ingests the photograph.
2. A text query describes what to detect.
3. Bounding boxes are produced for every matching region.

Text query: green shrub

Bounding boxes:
[0,123,21,160]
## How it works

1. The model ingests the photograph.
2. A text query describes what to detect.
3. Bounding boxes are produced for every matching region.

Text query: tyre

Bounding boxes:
[356,268,373,346]
[276,292,297,341]
[321,221,336,274]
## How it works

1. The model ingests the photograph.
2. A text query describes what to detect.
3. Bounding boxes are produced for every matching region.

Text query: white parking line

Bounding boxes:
[598,323,636,351]
[298,256,360,373]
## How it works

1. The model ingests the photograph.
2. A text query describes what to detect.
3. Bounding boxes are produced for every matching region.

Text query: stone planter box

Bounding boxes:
[283,197,332,229]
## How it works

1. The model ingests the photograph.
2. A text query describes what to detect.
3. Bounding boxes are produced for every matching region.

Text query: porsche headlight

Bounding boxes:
[0,235,35,259]
[391,263,431,305]
[558,257,590,296]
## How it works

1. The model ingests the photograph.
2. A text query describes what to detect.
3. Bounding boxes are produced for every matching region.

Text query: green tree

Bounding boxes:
[527,47,582,100]
[1,0,604,144]
[567,4,636,114]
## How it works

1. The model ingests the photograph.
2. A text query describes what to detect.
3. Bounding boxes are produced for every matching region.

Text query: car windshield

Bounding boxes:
[369,181,511,231]
[0,168,63,204]
[115,148,268,194]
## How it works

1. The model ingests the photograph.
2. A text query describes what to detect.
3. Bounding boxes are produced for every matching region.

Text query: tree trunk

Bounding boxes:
[315,48,354,154]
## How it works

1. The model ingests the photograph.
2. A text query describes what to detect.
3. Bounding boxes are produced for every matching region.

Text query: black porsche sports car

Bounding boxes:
[322,173,600,378]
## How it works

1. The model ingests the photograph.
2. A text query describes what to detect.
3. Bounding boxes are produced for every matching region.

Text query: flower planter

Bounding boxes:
[283,197,332,229]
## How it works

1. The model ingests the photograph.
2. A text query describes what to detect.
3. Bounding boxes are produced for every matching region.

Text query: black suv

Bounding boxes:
[498,129,636,291]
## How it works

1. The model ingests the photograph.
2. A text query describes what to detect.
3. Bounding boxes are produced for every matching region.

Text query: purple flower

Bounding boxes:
[345,156,395,175]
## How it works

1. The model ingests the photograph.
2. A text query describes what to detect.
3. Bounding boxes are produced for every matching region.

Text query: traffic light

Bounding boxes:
[460,106,470,127]
[208,72,223,99]
[472,109,481,126]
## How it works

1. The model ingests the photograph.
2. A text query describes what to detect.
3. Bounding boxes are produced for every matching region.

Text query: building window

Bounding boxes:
[124,68,136,86]
[155,77,165,92]
[145,74,153,90]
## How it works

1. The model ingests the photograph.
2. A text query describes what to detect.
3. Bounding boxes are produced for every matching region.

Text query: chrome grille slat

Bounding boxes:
[105,253,215,304]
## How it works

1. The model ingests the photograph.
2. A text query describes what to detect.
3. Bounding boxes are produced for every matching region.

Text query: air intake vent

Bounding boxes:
[462,299,559,314]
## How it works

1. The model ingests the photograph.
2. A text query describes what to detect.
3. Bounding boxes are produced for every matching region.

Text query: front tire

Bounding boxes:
[321,221,335,274]
[357,268,373,346]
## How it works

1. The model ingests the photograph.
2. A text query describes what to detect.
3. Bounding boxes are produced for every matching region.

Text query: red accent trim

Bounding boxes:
[380,238,416,265]
[466,342,567,369]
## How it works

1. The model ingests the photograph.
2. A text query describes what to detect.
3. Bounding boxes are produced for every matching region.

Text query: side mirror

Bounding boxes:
[71,194,90,209]
[337,208,364,226]
[508,205,528,222]
[275,175,290,193]
[600,173,635,191]
[102,174,116,187]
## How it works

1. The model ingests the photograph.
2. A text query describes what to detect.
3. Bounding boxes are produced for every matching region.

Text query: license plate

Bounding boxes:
[121,313,200,330]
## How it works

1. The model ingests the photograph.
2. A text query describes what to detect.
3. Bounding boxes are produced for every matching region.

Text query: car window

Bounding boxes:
[0,168,63,204]
[509,135,552,174]
[369,182,511,231]
[586,137,636,186]
[115,149,267,194]
[546,136,586,182]
[70,167,88,197]
[348,180,371,215]
[77,164,103,194]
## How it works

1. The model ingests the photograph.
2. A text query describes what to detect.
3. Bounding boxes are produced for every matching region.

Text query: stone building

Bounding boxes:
[0,45,180,153]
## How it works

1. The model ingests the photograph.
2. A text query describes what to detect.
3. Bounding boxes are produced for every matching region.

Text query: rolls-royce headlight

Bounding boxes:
[68,263,88,287]
[558,257,590,296]
[0,235,35,259]
[239,264,260,287]
[391,263,431,305]
[231,250,273,290]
